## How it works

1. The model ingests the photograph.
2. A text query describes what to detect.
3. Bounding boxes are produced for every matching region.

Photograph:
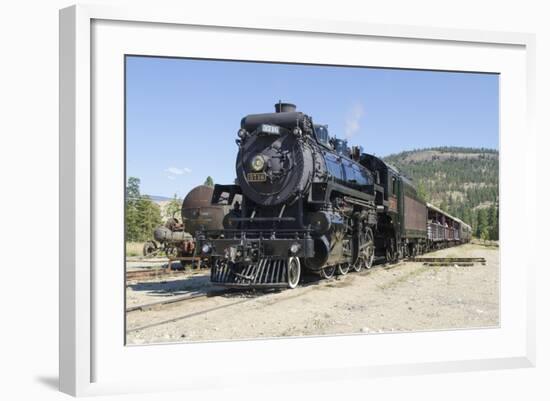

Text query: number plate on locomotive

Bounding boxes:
[247,172,267,182]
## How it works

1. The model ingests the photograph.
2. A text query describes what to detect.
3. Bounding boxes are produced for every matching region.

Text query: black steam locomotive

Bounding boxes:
[197,103,470,289]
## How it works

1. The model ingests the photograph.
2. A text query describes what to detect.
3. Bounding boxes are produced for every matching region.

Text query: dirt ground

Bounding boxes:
[125,243,499,344]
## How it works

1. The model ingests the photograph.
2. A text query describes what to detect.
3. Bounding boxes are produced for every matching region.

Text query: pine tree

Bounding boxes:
[165,193,182,219]
[463,207,472,227]
[487,204,495,239]
[476,208,489,240]
[125,176,162,241]
[136,196,162,241]
[204,176,214,187]
[417,181,427,201]
[488,203,499,240]
[125,177,141,241]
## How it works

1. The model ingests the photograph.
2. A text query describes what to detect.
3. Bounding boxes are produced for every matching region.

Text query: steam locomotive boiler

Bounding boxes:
[197,103,378,288]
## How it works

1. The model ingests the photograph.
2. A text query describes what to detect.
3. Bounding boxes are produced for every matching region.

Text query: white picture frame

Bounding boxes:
[59,4,536,397]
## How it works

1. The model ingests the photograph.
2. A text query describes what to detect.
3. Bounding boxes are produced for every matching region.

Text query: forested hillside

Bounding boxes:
[383,147,499,240]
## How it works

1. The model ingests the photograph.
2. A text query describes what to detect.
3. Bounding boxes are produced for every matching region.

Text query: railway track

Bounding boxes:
[125,259,404,334]
[407,257,486,263]
[126,268,191,281]
[126,264,210,281]
[407,257,486,266]
[126,286,277,333]
[126,257,168,263]
[126,255,207,281]
[125,256,485,333]
[126,256,484,282]
[126,288,232,313]
[126,259,405,315]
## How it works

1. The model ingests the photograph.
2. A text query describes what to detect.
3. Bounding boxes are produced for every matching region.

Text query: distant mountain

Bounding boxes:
[146,195,172,202]
[145,195,181,221]
[383,147,499,238]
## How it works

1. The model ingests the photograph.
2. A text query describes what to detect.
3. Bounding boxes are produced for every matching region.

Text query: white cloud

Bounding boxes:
[344,103,365,139]
[164,166,192,176]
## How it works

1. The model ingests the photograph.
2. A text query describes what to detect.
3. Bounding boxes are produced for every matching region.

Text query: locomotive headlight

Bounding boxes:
[290,243,300,254]
[251,155,265,172]
[237,128,248,139]
[201,243,212,254]
[292,127,302,136]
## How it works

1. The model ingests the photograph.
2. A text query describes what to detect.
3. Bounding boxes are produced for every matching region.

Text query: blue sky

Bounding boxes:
[126,56,499,198]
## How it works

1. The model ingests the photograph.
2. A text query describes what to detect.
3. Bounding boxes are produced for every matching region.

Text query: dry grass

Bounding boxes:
[126,242,145,257]
[471,238,499,248]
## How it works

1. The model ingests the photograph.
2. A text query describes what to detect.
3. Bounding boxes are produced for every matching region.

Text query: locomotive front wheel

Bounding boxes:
[142,241,157,257]
[319,265,336,279]
[165,247,178,259]
[287,257,301,289]
[337,263,350,275]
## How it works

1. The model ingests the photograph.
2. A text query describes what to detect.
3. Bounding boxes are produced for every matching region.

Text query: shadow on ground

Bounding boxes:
[127,274,211,296]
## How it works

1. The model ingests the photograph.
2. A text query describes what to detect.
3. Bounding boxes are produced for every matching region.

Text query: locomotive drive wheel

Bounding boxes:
[352,263,363,273]
[385,248,393,263]
[142,241,157,257]
[287,257,301,289]
[337,262,350,275]
[165,247,178,259]
[385,238,398,264]
[319,265,336,279]
[357,228,375,271]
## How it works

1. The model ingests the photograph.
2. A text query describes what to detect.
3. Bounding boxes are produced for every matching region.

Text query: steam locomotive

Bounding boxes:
[197,103,471,288]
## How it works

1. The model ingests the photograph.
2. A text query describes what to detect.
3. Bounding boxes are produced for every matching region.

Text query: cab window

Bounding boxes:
[314,125,330,148]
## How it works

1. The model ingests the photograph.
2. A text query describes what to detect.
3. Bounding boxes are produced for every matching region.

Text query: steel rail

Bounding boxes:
[126,288,232,313]
[125,269,192,281]
[407,257,486,263]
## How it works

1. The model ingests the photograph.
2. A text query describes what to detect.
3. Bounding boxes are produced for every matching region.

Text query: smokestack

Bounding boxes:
[274,102,296,113]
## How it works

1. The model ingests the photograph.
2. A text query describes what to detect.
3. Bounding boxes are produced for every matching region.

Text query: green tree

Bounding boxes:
[136,196,162,241]
[463,207,472,227]
[487,203,499,240]
[204,176,214,187]
[165,193,182,219]
[476,208,489,240]
[125,177,141,241]
[416,181,427,201]
[126,177,140,201]
[125,176,163,241]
